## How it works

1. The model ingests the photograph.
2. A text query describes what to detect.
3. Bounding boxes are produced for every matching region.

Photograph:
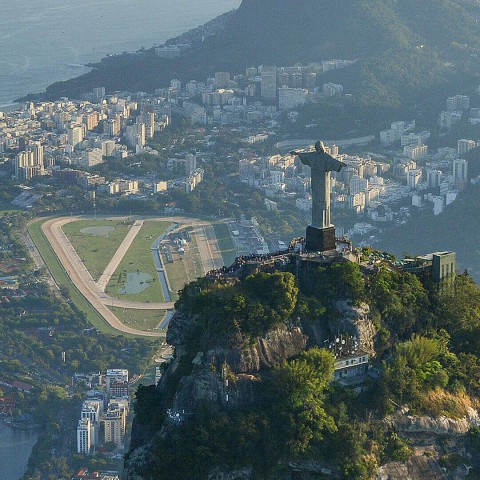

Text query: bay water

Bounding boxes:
[0,0,241,107]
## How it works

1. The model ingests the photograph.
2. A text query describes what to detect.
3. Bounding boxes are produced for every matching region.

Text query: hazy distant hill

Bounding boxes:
[42,0,480,105]
[199,0,478,65]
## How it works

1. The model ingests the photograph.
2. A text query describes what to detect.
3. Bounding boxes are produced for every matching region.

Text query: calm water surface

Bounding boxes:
[0,422,39,480]
[0,0,241,106]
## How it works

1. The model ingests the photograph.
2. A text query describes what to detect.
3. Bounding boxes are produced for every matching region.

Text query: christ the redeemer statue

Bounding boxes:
[291,141,345,251]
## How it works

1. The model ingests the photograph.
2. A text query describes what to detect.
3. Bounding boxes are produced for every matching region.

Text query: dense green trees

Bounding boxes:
[0,296,157,379]
[299,261,365,306]
[179,271,299,344]
[265,348,336,457]
[369,269,429,338]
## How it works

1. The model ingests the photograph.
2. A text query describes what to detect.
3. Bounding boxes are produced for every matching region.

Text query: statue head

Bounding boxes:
[315,140,325,154]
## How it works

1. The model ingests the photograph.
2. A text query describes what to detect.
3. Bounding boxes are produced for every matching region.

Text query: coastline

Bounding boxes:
[2,418,41,431]
[0,103,20,112]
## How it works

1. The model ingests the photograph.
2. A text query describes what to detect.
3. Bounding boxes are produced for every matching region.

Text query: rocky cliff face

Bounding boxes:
[208,468,253,480]
[331,300,377,356]
[378,451,447,480]
[203,325,308,374]
[376,410,480,480]
[124,311,312,479]
[169,317,308,412]
[387,409,480,436]
[164,300,378,413]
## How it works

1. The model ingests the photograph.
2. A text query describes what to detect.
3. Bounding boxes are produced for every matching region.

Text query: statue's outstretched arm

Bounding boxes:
[324,155,346,172]
[292,151,312,166]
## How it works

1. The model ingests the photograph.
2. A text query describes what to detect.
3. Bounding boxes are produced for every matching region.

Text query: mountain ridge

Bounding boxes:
[40,0,480,107]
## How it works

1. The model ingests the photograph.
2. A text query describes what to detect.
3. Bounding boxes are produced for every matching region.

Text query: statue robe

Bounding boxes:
[296,150,344,228]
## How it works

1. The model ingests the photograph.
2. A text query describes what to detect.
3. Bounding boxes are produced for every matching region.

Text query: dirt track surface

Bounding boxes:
[37,216,225,336]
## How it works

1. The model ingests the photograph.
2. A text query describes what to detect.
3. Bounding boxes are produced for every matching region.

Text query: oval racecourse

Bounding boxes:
[28,215,229,337]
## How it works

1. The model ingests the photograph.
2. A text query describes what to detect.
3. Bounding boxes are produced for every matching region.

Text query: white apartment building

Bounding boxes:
[81,401,100,424]
[426,169,442,189]
[349,175,368,195]
[103,408,123,447]
[270,170,285,183]
[81,401,101,447]
[470,107,480,118]
[365,187,381,205]
[138,112,155,139]
[106,369,128,400]
[404,144,428,161]
[433,195,445,215]
[446,95,470,112]
[407,169,422,188]
[323,82,344,97]
[99,140,116,157]
[439,111,462,130]
[186,169,204,193]
[80,148,103,168]
[67,123,85,148]
[412,194,423,207]
[380,128,401,145]
[369,175,384,186]
[458,139,477,155]
[401,131,431,147]
[15,150,44,179]
[278,87,308,110]
[446,190,458,205]
[170,79,181,91]
[349,192,366,213]
[105,118,121,137]
[453,158,468,182]
[380,120,415,145]
[93,87,105,100]
[260,66,277,100]
[437,147,457,158]
[125,122,146,147]
[185,153,197,175]
[77,418,92,454]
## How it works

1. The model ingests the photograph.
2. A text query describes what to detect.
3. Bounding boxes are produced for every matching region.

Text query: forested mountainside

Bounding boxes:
[125,255,480,479]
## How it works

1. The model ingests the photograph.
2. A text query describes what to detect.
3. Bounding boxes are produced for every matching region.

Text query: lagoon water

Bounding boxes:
[0,422,39,480]
[0,0,241,107]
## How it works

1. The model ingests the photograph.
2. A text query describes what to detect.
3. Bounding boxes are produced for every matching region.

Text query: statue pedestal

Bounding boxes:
[305,225,336,252]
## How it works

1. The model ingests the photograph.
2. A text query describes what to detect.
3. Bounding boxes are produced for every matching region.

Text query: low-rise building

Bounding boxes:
[334,353,369,385]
